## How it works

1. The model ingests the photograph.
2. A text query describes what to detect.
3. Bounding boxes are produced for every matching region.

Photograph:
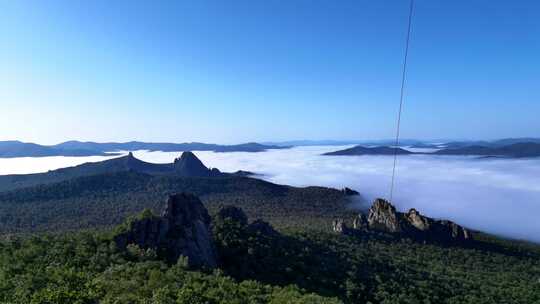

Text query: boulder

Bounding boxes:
[405,208,432,231]
[114,193,217,268]
[432,220,471,242]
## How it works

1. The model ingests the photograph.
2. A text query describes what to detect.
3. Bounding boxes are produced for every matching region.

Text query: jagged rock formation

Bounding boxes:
[114,193,217,268]
[173,151,217,177]
[353,213,368,230]
[332,219,348,234]
[342,187,359,196]
[368,199,402,233]
[334,198,472,243]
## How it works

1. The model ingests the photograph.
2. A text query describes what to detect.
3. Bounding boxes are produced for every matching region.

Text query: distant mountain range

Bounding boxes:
[324,142,540,158]
[266,137,540,149]
[0,140,289,158]
[409,138,540,149]
[263,139,427,147]
[2,138,539,158]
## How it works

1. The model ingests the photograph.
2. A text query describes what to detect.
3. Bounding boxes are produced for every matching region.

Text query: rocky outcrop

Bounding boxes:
[173,151,217,177]
[342,187,360,196]
[114,193,217,268]
[334,198,472,243]
[353,213,368,230]
[367,199,402,233]
[405,208,432,231]
[332,219,348,234]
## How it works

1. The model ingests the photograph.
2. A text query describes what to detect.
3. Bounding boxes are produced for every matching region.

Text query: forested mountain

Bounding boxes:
[434,142,540,158]
[0,152,228,192]
[1,191,539,303]
[324,142,540,158]
[1,150,539,303]
[0,140,112,157]
[0,172,350,234]
[55,140,290,153]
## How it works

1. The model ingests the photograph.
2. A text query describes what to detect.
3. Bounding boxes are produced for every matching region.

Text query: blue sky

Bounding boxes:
[0,0,538,144]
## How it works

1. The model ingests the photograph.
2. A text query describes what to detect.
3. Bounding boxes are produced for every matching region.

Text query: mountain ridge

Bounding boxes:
[0,140,290,158]
[324,142,540,158]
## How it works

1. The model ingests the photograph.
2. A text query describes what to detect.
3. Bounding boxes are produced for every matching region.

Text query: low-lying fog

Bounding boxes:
[1,146,539,243]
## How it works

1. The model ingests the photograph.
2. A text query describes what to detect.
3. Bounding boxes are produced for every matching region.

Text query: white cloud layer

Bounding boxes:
[1,146,539,242]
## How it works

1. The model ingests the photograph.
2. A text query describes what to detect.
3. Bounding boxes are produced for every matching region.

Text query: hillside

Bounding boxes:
[0,152,223,192]
[0,170,351,233]
[1,147,539,303]
[1,193,539,303]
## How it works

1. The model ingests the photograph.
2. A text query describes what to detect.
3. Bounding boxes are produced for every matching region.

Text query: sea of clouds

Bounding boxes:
[1,145,539,242]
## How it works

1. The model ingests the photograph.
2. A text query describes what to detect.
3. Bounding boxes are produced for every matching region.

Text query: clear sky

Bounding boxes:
[0,0,538,144]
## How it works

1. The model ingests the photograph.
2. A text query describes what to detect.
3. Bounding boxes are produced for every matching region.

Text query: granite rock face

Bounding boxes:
[353,213,368,230]
[367,199,402,233]
[334,198,472,243]
[332,219,348,234]
[114,193,217,268]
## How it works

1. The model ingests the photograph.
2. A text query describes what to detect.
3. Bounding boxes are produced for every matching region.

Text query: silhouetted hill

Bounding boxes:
[324,142,540,158]
[435,138,540,149]
[0,140,111,158]
[54,140,288,153]
[0,140,289,158]
[323,145,414,156]
[434,142,540,158]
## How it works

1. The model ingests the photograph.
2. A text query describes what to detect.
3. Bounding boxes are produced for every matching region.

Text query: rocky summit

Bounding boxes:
[114,193,217,268]
[334,198,472,243]
[173,151,221,177]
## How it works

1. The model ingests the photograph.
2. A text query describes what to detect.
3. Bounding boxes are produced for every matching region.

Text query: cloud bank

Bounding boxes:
[1,146,539,242]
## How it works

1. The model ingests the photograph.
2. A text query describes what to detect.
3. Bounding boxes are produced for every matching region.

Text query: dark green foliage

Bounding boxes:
[0,171,349,233]
[212,218,540,304]
[1,165,539,303]
[0,232,339,303]
[1,215,539,303]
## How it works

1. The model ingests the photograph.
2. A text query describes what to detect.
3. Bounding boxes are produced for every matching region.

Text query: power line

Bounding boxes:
[389,0,414,203]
